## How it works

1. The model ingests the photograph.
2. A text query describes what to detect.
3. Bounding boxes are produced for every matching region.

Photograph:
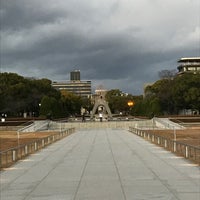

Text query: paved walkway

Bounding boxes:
[1,129,200,200]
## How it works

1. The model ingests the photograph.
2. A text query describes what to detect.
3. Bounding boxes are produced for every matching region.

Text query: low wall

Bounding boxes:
[0,119,154,132]
[50,120,154,130]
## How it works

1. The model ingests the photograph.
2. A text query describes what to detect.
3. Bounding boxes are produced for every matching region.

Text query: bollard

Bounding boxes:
[164,140,167,148]
[173,141,176,152]
[185,146,188,158]
[35,142,37,151]
[25,145,28,154]
[12,150,16,161]
[158,137,160,145]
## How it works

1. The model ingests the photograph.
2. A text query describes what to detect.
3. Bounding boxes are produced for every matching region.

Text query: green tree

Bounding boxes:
[61,90,82,116]
[144,73,200,115]
[172,74,200,113]
[81,97,93,114]
[105,89,137,115]
[39,96,62,118]
[0,72,61,117]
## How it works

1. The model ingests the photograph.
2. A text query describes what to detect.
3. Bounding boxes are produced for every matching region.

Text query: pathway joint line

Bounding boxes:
[73,130,97,200]
[106,129,127,200]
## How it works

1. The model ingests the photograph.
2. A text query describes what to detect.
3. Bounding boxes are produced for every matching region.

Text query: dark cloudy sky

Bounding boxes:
[1,0,200,94]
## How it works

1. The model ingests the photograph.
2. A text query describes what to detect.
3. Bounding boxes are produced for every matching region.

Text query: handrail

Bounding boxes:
[129,127,200,165]
[17,120,50,133]
[0,128,75,169]
[153,117,185,129]
[17,120,35,133]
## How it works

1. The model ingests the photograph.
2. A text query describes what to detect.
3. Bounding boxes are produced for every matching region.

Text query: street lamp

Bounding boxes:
[127,100,134,107]
[127,100,135,116]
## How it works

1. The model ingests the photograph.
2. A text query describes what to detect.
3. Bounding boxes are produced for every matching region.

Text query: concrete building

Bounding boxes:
[177,57,200,75]
[70,70,80,81]
[52,70,91,98]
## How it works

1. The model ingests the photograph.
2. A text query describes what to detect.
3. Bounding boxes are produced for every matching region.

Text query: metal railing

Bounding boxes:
[153,117,185,130]
[129,127,200,165]
[0,128,75,169]
[17,120,50,133]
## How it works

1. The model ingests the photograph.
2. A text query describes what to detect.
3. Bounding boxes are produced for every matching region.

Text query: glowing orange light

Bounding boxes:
[127,100,135,107]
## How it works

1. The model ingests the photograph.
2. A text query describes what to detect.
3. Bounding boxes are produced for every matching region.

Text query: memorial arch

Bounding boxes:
[90,86,112,120]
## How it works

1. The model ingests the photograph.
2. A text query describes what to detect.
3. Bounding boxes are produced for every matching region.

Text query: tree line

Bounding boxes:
[132,73,200,117]
[0,73,89,118]
[0,72,199,119]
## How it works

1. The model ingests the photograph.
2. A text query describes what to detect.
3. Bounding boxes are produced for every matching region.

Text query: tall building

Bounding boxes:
[70,70,80,81]
[177,57,200,75]
[52,71,91,98]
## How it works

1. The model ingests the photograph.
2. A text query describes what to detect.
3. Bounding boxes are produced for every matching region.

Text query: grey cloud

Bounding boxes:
[1,1,62,30]
[1,0,199,94]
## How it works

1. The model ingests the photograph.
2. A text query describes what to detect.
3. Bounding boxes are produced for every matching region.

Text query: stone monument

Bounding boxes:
[90,86,112,120]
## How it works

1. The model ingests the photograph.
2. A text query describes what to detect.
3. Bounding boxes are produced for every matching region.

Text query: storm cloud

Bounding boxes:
[1,0,199,94]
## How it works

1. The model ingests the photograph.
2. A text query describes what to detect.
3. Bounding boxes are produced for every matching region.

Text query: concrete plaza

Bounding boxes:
[1,128,200,200]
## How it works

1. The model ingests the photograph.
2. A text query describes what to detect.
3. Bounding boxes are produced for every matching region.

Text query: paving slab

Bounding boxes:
[0,128,199,200]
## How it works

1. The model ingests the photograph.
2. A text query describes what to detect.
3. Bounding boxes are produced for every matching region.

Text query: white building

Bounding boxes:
[177,57,200,75]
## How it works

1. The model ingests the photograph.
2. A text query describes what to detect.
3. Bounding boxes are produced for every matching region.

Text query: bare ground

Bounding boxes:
[146,128,200,147]
[0,131,60,151]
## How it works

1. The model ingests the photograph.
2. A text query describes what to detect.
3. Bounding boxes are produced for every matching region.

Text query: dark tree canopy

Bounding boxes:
[0,73,61,117]
[143,73,200,116]
[105,89,141,115]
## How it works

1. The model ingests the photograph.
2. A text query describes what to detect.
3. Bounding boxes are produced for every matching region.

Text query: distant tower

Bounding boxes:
[70,70,80,81]
[52,70,91,97]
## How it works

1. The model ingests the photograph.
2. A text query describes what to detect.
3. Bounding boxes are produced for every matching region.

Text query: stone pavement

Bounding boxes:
[1,128,200,200]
